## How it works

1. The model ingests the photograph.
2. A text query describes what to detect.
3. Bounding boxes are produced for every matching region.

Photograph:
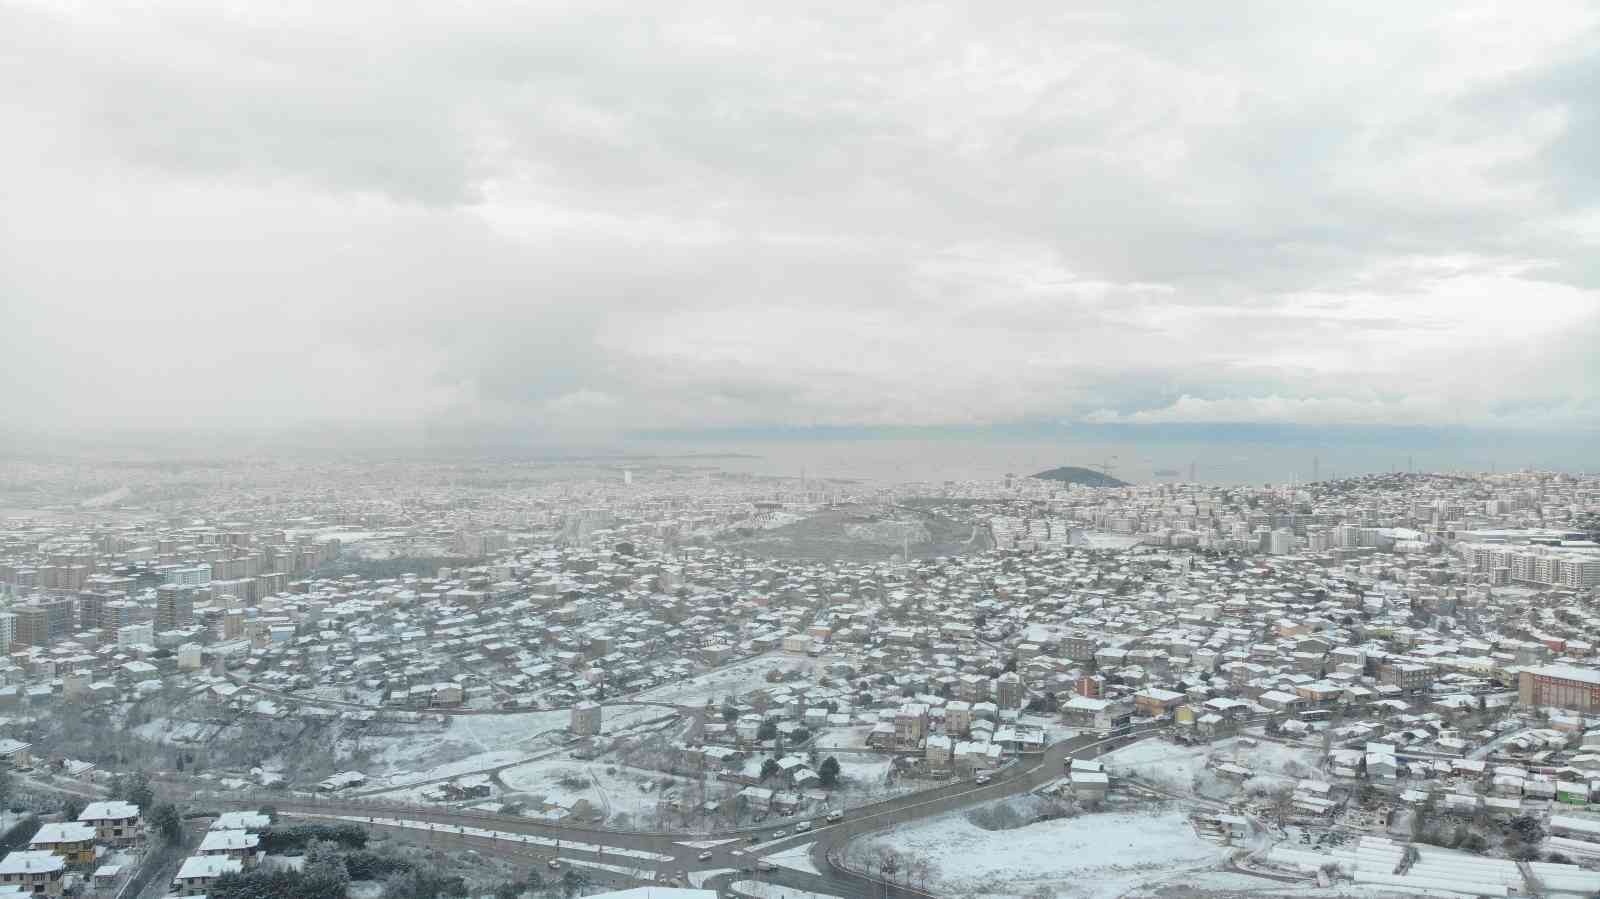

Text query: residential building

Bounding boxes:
[171,856,242,896]
[77,801,141,847]
[570,700,602,736]
[0,851,65,897]
[27,822,96,867]
[1520,666,1600,713]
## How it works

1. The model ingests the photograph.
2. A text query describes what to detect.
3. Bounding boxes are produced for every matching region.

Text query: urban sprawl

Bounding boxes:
[1,460,1599,899]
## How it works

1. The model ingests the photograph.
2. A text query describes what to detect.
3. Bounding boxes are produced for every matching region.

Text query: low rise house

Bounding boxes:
[28,821,97,867]
[0,851,65,897]
[196,829,261,866]
[77,801,141,847]
[171,855,242,896]
[1068,759,1108,801]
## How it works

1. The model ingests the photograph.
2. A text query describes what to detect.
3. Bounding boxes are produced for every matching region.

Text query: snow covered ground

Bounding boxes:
[630,653,832,707]
[813,725,874,751]
[856,807,1225,898]
[767,842,822,876]
[732,881,841,899]
[1102,737,1320,794]
[497,758,713,826]
[369,750,529,789]
[131,717,214,745]
[349,705,672,787]
[827,754,925,806]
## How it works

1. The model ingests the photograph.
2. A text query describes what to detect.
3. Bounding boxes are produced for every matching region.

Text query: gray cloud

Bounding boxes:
[2,1,1598,438]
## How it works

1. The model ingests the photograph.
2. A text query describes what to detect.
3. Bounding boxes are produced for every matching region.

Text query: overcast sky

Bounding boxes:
[3,1,1598,442]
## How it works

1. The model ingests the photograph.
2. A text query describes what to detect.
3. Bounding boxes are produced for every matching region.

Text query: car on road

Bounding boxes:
[975,774,992,785]
[547,859,562,870]
[795,821,811,833]
[747,834,761,844]
[771,829,787,838]
[825,811,843,823]
[698,850,714,861]
[757,861,776,872]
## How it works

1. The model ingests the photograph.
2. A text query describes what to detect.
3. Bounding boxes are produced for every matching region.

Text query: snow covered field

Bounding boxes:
[813,725,874,751]
[630,653,833,707]
[856,807,1224,898]
[1102,737,1320,794]
[348,705,675,789]
[370,750,529,789]
[132,717,214,745]
[497,759,675,822]
[828,754,924,806]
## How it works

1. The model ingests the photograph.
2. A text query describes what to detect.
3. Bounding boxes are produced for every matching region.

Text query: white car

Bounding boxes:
[796,821,812,833]
[698,850,714,861]
[975,774,991,785]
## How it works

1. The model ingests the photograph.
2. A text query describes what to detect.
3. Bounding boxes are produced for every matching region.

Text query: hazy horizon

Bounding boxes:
[2,420,1589,488]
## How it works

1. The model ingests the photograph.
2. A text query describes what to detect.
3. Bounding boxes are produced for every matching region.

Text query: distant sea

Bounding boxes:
[625,427,1596,486]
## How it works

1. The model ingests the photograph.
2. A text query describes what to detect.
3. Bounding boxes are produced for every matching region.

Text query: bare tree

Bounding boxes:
[877,848,902,884]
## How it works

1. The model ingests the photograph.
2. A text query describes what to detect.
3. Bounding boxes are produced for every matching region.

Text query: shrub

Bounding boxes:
[258,824,368,853]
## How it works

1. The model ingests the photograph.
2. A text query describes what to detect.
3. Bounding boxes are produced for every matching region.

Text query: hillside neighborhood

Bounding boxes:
[0,461,1598,897]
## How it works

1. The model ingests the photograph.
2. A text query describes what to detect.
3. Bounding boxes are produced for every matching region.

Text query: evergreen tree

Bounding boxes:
[149,803,182,842]
[818,756,841,788]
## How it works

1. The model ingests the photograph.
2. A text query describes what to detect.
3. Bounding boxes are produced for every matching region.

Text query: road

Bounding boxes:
[205,722,1188,898]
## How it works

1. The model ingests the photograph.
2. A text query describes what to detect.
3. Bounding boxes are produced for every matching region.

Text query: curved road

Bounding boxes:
[202,722,1202,897]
